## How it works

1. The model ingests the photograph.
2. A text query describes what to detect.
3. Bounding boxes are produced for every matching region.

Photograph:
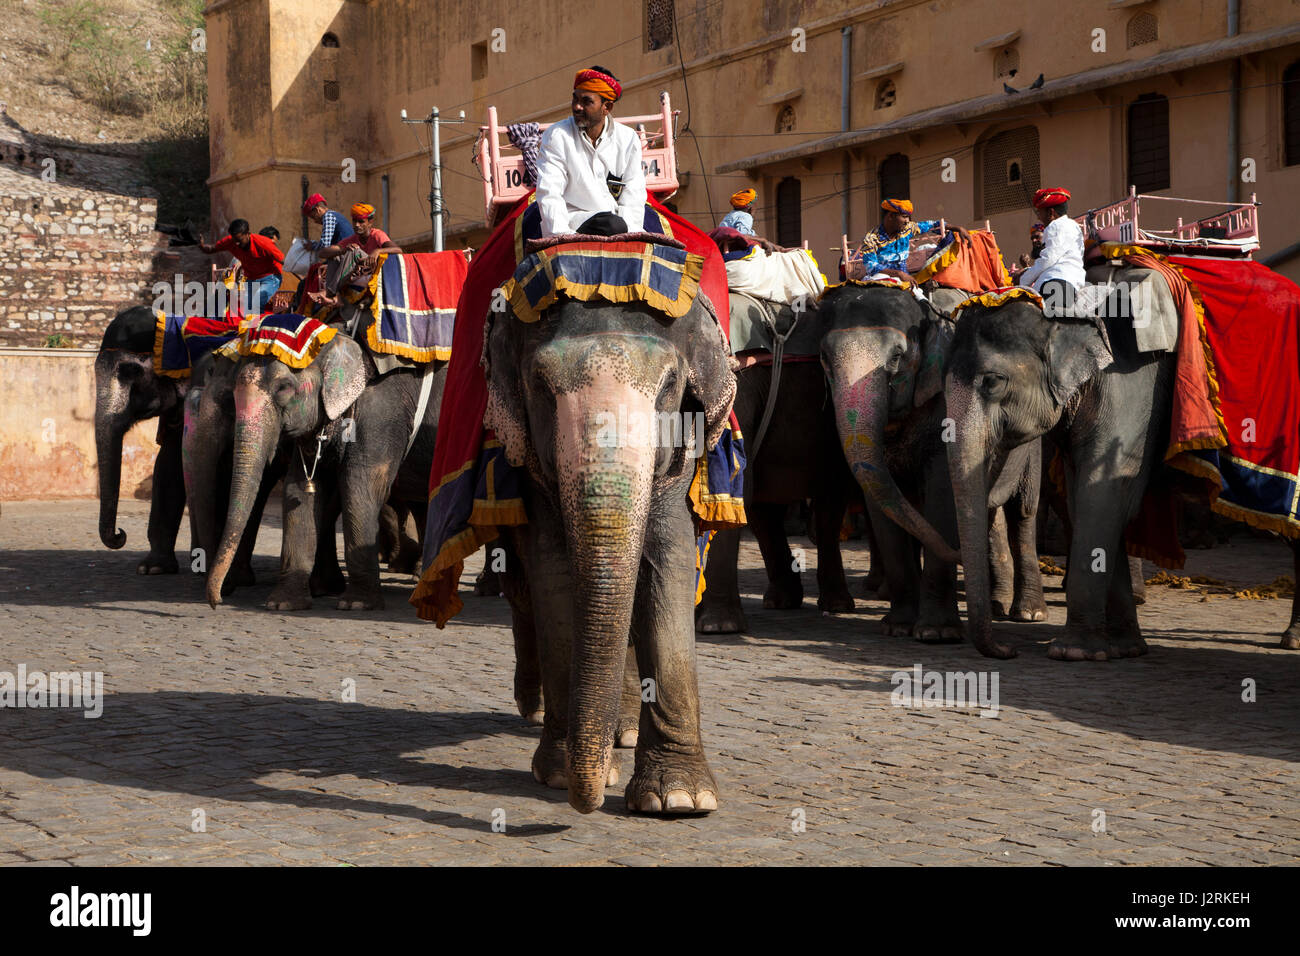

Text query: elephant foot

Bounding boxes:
[266,587,312,611]
[474,567,502,597]
[914,614,964,643]
[1048,627,1112,662]
[817,588,855,614]
[223,562,257,593]
[337,589,384,611]
[516,689,544,726]
[137,553,179,575]
[531,735,619,790]
[1280,629,1300,650]
[695,599,747,634]
[762,576,803,611]
[1107,632,1149,659]
[615,724,639,749]
[625,749,718,815]
[310,567,346,597]
[388,543,422,576]
[880,607,918,638]
[862,573,888,600]
[1008,598,1048,622]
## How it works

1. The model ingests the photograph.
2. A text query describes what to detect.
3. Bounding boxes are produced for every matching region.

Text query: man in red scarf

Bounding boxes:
[535,65,647,237]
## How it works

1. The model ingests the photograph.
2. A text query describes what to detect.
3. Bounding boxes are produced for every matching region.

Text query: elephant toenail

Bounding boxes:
[664,789,694,811]
[695,791,718,811]
[640,792,662,813]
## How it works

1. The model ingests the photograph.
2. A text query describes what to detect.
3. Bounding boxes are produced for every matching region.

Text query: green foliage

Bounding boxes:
[44,333,73,348]
[39,0,150,115]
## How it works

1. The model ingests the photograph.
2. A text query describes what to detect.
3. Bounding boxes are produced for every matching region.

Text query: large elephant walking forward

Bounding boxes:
[482,292,737,814]
[944,289,1169,660]
[94,306,188,574]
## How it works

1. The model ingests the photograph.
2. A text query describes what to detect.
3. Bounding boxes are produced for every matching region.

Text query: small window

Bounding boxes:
[1284,60,1300,167]
[321,33,339,49]
[878,153,909,201]
[979,126,1041,215]
[472,42,488,81]
[775,104,796,134]
[776,176,802,248]
[646,0,674,51]
[875,79,896,110]
[1128,93,1170,192]
[1127,12,1158,48]
[994,47,1019,81]
[323,80,339,102]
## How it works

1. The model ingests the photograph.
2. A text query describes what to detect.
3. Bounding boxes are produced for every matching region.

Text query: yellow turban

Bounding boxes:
[351,202,376,221]
[730,188,756,209]
[881,198,913,215]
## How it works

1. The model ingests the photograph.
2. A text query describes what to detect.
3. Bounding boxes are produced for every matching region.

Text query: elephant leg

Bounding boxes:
[616,643,640,748]
[988,507,1015,618]
[377,503,401,567]
[391,506,423,575]
[309,485,346,597]
[267,451,320,611]
[1129,554,1147,606]
[915,459,961,642]
[336,461,396,610]
[474,543,503,596]
[1282,538,1300,650]
[1105,546,1147,658]
[140,423,184,575]
[498,531,543,724]
[695,526,746,634]
[752,502,803,610]
[813,490,853,614]
[1051,470,1126,662]
[864,497,921,637]
[861,508,889,599]
[625,495,717,814]
[1007,500,1048,622]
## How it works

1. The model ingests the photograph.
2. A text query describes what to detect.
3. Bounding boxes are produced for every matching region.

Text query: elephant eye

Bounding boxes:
[980,372,1008,395]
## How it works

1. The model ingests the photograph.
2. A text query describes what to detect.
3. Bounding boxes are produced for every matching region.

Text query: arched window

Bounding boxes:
[878,153,909,202]
[875,79,896,110]
[1128,93,1170,192]
[1284,60,1300,167]
[321,32,340,48]
[979,126,1040,215]
[776,176,802,248]
[775,104,796,134]
[1127,12,1157,48]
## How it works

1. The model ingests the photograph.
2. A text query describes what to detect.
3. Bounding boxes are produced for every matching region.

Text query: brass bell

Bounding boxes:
[304,478,316,495]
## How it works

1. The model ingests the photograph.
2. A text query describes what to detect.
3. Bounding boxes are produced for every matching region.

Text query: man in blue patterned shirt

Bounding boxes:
[843,198,962,282]
[303,193,354,251]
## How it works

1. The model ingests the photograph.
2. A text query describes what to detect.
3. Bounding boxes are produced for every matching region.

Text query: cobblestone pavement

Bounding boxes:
[1,499,1298,866]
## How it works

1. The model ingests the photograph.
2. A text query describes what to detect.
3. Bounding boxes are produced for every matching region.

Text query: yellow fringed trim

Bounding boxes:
[953,286,1043,314]
[687,452,748,531]
[910,240,962,285]
[502,250,704,323]
[695,529,714,606]
[151,309,191,379]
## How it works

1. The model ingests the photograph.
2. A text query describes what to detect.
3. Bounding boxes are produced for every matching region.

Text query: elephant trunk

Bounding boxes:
[554,391,655,814]
[830,353,959,564]
[206,381,278,606]
[184,387,228,569]
[94,364,131,550]
[946,380,1014,659]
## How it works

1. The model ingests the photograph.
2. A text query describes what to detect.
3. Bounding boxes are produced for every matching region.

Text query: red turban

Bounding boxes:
[573,68,621,102]
[302,193,326,215]
[1033,188,1071,209]
[881,198,913,214]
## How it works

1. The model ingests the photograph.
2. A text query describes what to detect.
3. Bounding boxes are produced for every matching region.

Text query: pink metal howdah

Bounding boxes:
[1076,185,1261,257]
[478,91,680,228]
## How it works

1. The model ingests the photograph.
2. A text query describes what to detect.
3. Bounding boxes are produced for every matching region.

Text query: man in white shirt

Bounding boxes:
[535,66,647,237]
[1016,187,1086,315]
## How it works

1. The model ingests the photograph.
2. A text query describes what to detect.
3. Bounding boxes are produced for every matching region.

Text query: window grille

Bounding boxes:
[979,126,1040,215]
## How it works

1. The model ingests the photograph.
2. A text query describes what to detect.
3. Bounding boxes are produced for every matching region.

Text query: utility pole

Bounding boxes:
[402,106,465,251]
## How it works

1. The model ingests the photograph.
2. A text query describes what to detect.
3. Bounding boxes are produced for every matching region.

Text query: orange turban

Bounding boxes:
[350,202,376,221]
[1032,188,1071,209]
[730,188,756,209]
[881,198,913,214]
[573,68,622,102]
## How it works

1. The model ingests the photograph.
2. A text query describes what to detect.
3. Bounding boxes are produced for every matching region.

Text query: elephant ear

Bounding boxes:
[685,300,738,451]
[1045,317,1114,408]
[483,311,531,467]
[318,334,368,421]
[914,310,955,408]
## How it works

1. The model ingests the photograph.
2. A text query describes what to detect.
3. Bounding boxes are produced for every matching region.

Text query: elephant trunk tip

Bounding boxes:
[100,527,127,550]
[568,788,605,814]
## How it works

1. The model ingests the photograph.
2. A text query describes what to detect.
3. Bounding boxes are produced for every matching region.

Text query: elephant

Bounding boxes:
[94,305,187,574]
[818,282,1046,641]
[943,285,1174,660]
[183,350,344,598]
[483,294,736,815]
[204,331,443,611]
[694,303,859,633]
